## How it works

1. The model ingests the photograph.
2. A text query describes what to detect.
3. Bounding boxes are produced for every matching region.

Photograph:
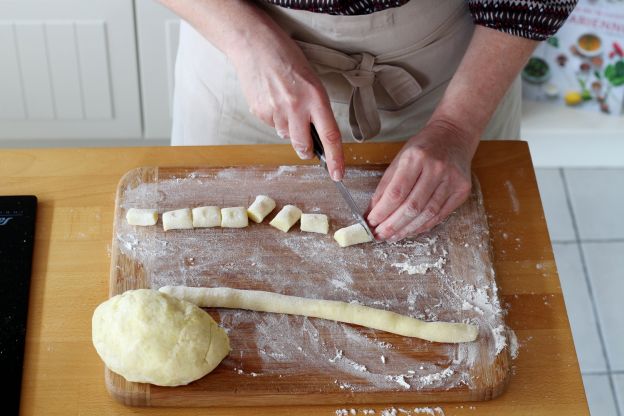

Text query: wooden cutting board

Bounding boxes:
[107,165,511,407]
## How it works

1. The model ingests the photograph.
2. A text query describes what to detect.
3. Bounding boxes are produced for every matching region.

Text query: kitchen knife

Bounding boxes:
[310,124,376,241]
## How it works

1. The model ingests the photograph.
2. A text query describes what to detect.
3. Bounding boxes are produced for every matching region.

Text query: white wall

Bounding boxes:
[1,0,622,167]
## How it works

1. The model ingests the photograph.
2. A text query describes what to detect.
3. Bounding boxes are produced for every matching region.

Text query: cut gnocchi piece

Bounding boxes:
[334,223,373,247]
[126,208,158,226]
[269,205,302,233]
[162,208,193,231]
[300,213,329,234]
[192,206,221,228]
[247,195,276,223]
[220,207,249,228]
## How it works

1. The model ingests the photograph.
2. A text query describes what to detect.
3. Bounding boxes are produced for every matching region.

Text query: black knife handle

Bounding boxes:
[310,124,325,161]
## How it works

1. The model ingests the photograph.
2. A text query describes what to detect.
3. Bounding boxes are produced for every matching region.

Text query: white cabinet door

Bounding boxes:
[135,0,180,140]
[0,0,141,140]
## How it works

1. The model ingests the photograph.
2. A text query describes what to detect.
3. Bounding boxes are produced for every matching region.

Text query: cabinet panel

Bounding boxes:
[75,21,113,119]
[0,23,26,119]
[46,22,84,120]
[0,0,141,140]
[14,22,55,120]
[135,0,180,140]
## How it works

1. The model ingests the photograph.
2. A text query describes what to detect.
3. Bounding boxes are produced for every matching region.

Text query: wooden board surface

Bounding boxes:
[108,164,510,407]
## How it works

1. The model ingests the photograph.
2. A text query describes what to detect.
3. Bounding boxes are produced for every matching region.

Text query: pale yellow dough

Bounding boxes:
[162,208,193,231]
[247,195,276,223]
[300,213,329,234]
[160,286,478,343]
[220,207,248,228]
[192,206,221,228]
[125,208,158,226]
[91,289,230,386]
[269,205,302,232]
[334,223,373,247]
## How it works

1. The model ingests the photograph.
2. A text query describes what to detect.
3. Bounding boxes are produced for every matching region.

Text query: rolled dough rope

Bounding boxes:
[159,286,479,343]
[192,206,221,228]
[269,204,302,232]
[220,207,249,228]
[300,213,329,234]
[247,195,276,223]
[334,223,373,247]
[125,208,158,226]
[162,208,193,231]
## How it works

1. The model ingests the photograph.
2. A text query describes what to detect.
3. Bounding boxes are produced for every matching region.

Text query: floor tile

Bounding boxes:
[583,242,624,371]
[583,374,618,416]
[534,169,576,241]
[565,169,624,240]
[613,374,624,414]
[552,243,607,372]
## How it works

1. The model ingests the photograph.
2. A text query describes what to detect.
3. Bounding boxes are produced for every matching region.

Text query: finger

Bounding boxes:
[288,113,313,160]
[366,156,423,228]
[413,187,471,236]
[249,104,275,128]
[365,162,399,216]
[273,113,290,140]
[376,175,447,240]
[388,183,451,241]
[311,104,343,181]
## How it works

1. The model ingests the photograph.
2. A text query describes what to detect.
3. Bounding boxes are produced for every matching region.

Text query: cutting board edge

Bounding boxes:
[104,165,512,407]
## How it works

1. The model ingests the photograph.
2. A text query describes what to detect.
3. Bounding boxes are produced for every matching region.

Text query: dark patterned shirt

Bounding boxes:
[263,0,578,41]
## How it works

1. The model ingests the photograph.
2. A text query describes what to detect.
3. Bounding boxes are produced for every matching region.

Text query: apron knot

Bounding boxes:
[297,42,422,142]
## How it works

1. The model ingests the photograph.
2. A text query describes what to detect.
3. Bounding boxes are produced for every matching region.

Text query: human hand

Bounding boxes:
[366,120,478,241]
[229,29,344,180]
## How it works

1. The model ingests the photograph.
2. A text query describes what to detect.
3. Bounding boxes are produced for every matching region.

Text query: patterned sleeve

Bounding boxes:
[466,0,578,41]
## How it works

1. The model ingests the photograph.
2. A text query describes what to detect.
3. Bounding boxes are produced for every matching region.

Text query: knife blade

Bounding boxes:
[309,124,376,241]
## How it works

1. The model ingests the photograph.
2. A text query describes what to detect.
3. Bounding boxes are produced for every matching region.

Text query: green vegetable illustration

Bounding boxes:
[605,60,624,87]
[547,37,559,48]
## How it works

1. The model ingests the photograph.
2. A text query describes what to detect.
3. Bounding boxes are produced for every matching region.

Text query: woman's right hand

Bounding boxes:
[227,27,345,181]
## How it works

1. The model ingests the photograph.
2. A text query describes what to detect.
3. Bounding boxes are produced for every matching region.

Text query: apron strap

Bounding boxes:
[297,41,423,142]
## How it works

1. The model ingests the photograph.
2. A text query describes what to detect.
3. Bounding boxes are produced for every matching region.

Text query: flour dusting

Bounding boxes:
[115,165,508,396]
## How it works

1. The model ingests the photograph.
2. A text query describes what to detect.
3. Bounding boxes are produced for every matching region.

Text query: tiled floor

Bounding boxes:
[535,168,624,416]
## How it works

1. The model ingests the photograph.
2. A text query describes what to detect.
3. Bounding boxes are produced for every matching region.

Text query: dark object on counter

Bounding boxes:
[0,196,37,416]
[556,54,568,67]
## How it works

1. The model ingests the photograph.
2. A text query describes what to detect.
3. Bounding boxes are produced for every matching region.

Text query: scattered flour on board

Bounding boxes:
[369,407,445,416]
[504,180,520,214]
[116,165,508,393]
[509,329,519,359]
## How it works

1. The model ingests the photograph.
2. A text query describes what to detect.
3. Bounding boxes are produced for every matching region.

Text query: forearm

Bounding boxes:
[158,0,288,62]
[429,26,538,145]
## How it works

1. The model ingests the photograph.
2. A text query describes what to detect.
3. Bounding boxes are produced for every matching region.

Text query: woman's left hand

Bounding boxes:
[366,120,479,241]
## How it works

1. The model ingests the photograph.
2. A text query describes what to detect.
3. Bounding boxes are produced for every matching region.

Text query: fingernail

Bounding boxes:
[368,216,378,227]
[388,235,400,242]
[277,130,289,140]
[331,169,342,181]
[296,148,311,160]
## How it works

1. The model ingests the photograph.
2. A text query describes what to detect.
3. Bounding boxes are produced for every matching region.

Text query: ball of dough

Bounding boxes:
[220,207,249,228]
[92,289,230,386]
[192,206,221,228]
[162,208,193,231]
[334,223,373,247]
[126,208,158,226]
[269,205,302,232]
[300,213,329,234]
[247,195,276,223]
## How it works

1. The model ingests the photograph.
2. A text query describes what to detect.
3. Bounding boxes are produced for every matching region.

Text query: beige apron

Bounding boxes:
[171,0,521,146]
